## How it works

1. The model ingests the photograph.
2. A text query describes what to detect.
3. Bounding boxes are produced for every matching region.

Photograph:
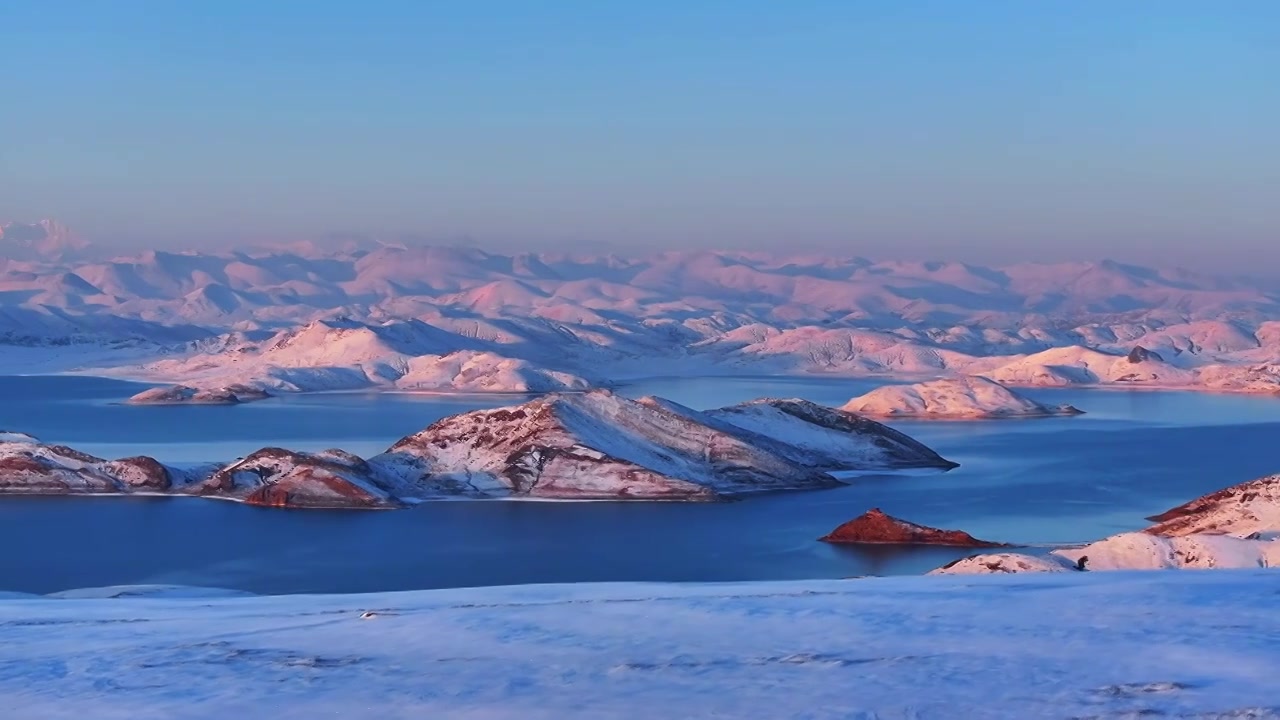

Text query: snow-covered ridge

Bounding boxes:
[5,223,1280,398]
[932,473,1280,575]
[0,432,185,495]
[2,573,1278,719]
[0,391,953,507]
[1144,473,1280,537]
[934,532,1280,574]
[375,392,954,500]
[113,319,593,396]
[127,383,271,404]
[842,376,1082,419]
[703,397,959,469]
[965,344,1280,394]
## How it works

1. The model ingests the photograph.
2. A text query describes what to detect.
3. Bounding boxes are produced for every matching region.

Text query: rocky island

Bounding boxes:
[0,391,955,509]
[373,392,956,500]
[820,508,1008,547]
[188,448,401,509]
[0,432,184,494]
[127,384,272,405]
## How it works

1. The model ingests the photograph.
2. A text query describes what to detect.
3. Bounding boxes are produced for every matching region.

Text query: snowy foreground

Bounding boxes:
[2,574,1279,719]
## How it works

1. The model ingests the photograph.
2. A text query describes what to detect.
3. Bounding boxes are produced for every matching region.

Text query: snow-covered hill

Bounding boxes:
[115,318,592,395]
[374,391,953,500]
[127,384,271,404]
[2,572,1278,719]
[935,532,1280,574]
[973,344,1280,393]
[188,448,401,509]
[1144,473,1280,537]
[0,392,952,505]
[703,398,958,469]
[842,376,1083,419]
[0,432,185,494]
[932,473,1280,575]
[6,221,1280,396]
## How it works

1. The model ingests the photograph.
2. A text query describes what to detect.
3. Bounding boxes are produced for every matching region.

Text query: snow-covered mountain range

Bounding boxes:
[4,221,1280,394]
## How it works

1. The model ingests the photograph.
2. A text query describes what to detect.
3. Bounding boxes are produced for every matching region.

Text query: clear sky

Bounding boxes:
[3,1,1277,268]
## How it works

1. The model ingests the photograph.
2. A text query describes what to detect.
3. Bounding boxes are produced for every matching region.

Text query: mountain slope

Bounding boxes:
[373,391,845,499]
[374,392,954,500]
[0,433,181,494]
[704,398,957,468]
[0,392,950,505]
[7,221,1280,397]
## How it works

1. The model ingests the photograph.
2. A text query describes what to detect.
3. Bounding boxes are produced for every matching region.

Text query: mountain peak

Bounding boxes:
[0,219,90,260]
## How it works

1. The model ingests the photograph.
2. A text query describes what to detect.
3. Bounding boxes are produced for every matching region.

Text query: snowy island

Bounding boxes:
[842,376,1083,419]
[0,391,955,508]
[127,384,272,405]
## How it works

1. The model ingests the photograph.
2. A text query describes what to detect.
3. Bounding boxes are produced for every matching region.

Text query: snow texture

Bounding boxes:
[934,473,1280,575]
[1,572,1279,719]
[1145,474,1280,537]
[842,375,1083,419]
[935,533,1280,574]
[372,391,949,500]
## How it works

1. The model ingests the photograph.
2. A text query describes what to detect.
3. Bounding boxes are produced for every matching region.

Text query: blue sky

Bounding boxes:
[3,1,1277,268]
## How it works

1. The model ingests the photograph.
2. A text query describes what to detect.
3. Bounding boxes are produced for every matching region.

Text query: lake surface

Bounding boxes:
[2,374,1279,594]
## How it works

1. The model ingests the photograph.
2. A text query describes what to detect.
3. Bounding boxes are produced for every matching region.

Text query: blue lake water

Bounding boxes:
[1,374,1279,594]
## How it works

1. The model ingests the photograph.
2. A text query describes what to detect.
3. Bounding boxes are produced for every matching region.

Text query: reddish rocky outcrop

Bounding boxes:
[192,447,399,509]
[0,437,157,494]
[104,456,174,491]
[820,508,1010,547]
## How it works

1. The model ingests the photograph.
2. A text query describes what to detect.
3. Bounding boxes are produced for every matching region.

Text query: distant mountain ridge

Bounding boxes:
[0,220,89,261]
[3,221,1280,395]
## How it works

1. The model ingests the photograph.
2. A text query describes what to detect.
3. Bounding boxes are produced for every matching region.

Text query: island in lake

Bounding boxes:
[0,391,955,509]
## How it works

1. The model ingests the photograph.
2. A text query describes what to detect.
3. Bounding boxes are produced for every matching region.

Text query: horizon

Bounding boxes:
[5,215,1279,283]
[4,2,1278,273]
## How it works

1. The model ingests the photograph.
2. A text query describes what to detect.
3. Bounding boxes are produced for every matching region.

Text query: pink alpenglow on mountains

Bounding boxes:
[127,384,271,405]
[0,433,178,494]
[4,222,1280,398]
[1144,474,1280,538]
[0,392,953,507]
[842,376,1083,419]
[931,473,1280,575]
[189,448,401,509]
[374,391,955,500]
